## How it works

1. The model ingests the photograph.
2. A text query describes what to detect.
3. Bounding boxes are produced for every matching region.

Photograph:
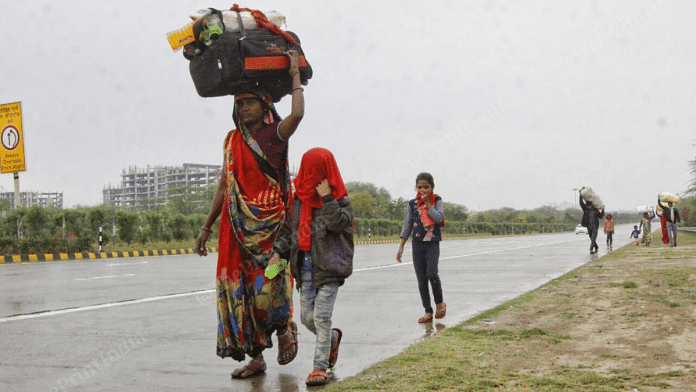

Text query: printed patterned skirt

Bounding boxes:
[215,206,293,361]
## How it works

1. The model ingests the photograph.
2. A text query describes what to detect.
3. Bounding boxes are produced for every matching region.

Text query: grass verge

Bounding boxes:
[324,231,695,392]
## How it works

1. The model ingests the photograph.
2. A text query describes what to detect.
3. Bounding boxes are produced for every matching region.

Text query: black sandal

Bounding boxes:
[328,328,342,368]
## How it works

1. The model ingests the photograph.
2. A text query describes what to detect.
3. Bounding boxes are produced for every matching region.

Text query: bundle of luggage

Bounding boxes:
[167,5,312,102]
[636,205,655,213]
[656,191,680,212]
[579,186,605,210]
[658,191,680,204]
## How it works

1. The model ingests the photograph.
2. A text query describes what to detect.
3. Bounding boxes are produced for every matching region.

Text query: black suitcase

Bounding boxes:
[188,15,312,102]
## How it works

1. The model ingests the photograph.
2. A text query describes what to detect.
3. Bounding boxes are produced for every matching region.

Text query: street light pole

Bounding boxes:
[572,188,578,209]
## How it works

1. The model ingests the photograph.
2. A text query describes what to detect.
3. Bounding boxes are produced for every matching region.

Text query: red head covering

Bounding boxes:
[293,148,348,251]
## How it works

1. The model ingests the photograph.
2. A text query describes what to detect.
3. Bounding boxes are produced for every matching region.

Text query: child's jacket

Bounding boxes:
[274,195,354,290]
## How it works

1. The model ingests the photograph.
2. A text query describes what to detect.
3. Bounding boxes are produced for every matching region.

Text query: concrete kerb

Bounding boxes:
[0,248,218,264]
[0,236,479,264]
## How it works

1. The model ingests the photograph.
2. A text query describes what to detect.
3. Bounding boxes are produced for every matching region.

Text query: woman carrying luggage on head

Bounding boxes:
[194,50,304,379]
[639,211,655,247]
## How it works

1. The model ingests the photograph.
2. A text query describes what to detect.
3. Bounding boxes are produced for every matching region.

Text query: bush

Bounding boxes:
[115,212,140,244]
[168,214,188,241]
[24,206,55,238]
[680,196,695,226]
[0,237,17,254]
[143,212,164,242]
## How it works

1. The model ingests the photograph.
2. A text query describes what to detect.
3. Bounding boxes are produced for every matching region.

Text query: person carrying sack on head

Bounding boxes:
[657,197,681,247]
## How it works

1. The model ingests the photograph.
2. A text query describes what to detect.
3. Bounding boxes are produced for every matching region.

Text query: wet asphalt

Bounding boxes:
[0,226,632,391]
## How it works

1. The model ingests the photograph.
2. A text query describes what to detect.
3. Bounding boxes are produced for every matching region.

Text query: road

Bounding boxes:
[0,226,633,391]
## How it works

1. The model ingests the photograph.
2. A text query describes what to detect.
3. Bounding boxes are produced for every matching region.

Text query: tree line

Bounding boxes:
[1,176,694,254]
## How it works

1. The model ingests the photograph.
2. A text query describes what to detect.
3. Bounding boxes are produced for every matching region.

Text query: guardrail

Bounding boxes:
[677,227,696,233]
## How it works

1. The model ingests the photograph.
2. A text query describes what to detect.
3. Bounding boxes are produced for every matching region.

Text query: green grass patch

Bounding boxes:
[622,281,638,289]
[548,333,572,344]
[519,327,547,338]
[609,281,637,289]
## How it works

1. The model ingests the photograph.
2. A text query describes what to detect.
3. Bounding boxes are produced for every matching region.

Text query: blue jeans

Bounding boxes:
[667,222,678,246]
[588,226,598,252]
[300,256,339,370]
[411,240,443,314]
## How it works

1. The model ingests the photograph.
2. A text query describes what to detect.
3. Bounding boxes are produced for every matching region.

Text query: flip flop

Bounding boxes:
[435,303,447,319]
[328,328,342,368]
[277,321,298,365]
[418,313,433,323]
[306,369,331,386]
[231,359,266,379]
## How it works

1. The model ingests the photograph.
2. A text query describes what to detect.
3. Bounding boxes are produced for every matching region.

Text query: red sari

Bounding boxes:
[659,213,669,244]
[215,123,293,361]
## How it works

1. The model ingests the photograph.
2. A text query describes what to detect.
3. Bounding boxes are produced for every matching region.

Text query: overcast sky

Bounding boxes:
[1,0,694,212]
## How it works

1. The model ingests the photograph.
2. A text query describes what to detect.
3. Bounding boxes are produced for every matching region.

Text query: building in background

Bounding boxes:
[0,191,64,209]
[103,163,221,209]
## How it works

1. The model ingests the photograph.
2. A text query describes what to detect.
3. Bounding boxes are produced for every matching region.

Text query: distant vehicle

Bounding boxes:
[575,224,588,235]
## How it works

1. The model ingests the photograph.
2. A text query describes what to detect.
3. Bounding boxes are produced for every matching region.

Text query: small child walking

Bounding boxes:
[630,225,640,246]
[396,172,446,323]
[271,147,354,386]
[603,214,615,247]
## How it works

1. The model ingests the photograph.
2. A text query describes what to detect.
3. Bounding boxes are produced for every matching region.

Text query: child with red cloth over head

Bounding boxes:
[270,147,354,386]
[396,172,446,323]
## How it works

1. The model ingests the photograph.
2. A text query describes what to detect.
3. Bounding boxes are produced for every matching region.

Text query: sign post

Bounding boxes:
[1,101,26,208]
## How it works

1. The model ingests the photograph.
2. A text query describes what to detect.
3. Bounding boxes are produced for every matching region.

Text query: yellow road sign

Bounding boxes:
[1,101,25,173]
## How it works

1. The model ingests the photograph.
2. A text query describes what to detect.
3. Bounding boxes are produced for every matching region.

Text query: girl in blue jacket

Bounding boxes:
[396,172,446,323]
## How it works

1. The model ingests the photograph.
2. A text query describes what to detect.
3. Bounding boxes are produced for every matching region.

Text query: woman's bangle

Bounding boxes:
[292,87,304,93]
[200,226,212,234]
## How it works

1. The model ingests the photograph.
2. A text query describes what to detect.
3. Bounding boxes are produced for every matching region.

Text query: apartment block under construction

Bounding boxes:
[102,163,221,208]
[0,191,63,209]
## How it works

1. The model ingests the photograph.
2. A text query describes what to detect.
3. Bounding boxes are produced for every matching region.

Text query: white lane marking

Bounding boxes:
[108,261,148,267]
[75,275,118,281]
[75,274,137,281]
[354,238,583,272]
[354,262,412,272]
[0,289,214,323]
[440,239,580,261]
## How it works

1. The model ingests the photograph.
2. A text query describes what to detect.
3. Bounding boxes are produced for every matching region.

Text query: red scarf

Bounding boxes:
[416,193,443,241]
[416,193,442,227]
[293,148,348,251]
